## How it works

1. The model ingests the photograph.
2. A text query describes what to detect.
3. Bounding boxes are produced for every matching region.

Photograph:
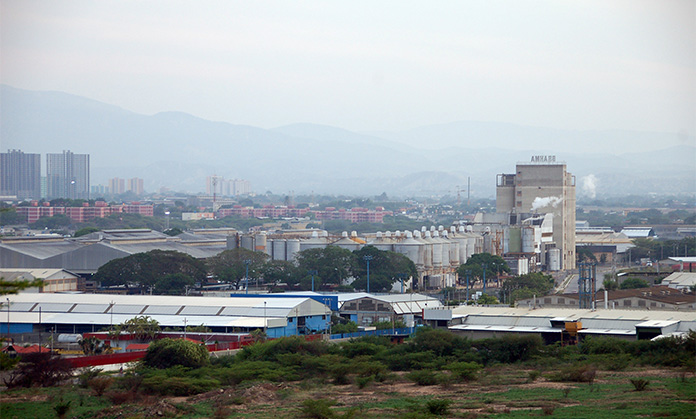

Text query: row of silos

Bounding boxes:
[234,227,484,276]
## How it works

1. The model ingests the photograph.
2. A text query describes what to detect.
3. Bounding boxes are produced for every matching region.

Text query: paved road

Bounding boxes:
[556,266,615,294]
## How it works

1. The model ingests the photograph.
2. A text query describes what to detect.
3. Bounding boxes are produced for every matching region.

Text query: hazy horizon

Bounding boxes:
[2,1,694,142]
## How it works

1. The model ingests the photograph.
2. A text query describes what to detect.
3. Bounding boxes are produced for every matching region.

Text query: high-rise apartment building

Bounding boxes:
[46,150,90,200]
[496,156,576,270]
[0,149,41,199]
[108,178,125,195]
[127,178,144,195]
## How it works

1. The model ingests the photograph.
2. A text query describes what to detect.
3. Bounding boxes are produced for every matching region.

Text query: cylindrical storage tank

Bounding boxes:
[434,231,449,268]
[255,233,267,253]
[448,235,460,267]
[549,248,561,271]
[241,235,254,251]
[394,231,423,269]
[522,227,535,253]
[226,235,238,250]
[273,239,286,261]
[431,231,443,269]
[286,239,300,262]
[415,230,432,270]
[58,334,82,343]
[466,236,476,259]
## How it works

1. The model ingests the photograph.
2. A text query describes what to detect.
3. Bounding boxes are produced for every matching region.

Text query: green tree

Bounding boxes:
[620,277,650,289]
[1,278,44,295]
[78,337,111,355]
[576,247,597,263]
[351,246,417,293]
[295,246,356,289]
[94,250,206,290]
[73,227,100,237]
[206,248,269,289]
[0,207,21,225]
[29,214,72,229]
[500,272,555,304]
[142,338,209,369]
[110,315,160,340]
[155,273,196,295]
[260,260,298,286]
[456,253,509,284]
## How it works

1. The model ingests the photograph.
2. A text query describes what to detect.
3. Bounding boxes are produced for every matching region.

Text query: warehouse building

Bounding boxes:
[1,293,331,339]
[424,305,696,342]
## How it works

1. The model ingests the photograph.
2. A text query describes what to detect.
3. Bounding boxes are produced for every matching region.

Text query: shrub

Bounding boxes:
[473,334,543,364]
[541,405,555,415]
[89,376,113,396]
[299,398,336,419]
[355,375,373,389]
[445,361,482,382]
[0,352,19,371]
[5,352,73,388]
[143,338,210,369]
[580,336,626,355]
[630,378,650,391]
[141,375,220,396]
[407,369,439,386]
[528,370,541,382]
[550,364,597,383]
[603,353,631,371]
[425,399,451,416]
[331,321,358,334]
[77,367,103,388]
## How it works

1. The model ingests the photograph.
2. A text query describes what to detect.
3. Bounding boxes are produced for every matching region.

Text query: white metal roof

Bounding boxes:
[5,293,329,320]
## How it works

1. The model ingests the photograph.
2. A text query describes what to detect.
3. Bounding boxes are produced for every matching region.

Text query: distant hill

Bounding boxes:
[2,85,694,197]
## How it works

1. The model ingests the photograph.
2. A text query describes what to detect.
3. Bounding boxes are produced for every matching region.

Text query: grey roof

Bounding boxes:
[0,241,85,259]
[75,229,170,242]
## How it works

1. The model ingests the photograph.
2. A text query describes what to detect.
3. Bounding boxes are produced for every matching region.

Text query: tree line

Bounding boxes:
[94,245,418,294]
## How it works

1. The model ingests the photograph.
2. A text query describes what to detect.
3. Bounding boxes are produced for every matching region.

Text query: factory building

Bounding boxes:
[496,157,576,271]
[2,293,331,339]
[424,305,696,342]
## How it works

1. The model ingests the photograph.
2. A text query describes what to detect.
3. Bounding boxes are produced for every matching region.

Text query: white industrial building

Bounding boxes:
[2,293,331,338]
[424,305,696,342]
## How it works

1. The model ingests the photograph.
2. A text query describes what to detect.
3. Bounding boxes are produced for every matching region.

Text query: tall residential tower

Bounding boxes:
[0,150,41,199]
[46,150,90,200]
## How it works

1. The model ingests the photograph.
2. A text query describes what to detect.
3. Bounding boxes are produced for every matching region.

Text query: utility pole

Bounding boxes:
[364,255,374,294]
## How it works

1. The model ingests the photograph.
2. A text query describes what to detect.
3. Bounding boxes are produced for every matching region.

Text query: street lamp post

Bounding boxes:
[364,255,374,293]
[244,260,251,294]
[465,270,471,304]
[264,301,267,334]
[308,270,318,292]
[481,263,487,295]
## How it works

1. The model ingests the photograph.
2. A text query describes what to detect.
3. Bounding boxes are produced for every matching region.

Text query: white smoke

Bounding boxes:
[581,174,597,199]
[530,196,563,212]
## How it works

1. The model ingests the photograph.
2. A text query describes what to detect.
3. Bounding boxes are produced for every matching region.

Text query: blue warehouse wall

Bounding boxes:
[1,324,34,334]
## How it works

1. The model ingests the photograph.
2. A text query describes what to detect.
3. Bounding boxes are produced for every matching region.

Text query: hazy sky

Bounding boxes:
[1,1,694,134]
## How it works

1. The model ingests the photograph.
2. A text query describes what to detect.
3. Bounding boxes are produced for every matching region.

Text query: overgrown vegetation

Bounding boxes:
[1,328,695,418]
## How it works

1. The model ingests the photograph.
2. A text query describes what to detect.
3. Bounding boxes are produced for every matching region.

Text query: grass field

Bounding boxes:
[1,365,693,418]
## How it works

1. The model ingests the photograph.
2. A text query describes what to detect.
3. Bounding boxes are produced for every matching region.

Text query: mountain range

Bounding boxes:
[1,84,694,198]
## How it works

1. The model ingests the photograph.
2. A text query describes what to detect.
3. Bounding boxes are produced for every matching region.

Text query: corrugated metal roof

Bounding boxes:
[143,305,181,315]
[71,304,111,314]
[0,241,85,259]
[450,324,561,333]
[6,312,285,328]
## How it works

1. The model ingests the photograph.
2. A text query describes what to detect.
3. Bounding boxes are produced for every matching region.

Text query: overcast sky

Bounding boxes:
[1,1,694,135]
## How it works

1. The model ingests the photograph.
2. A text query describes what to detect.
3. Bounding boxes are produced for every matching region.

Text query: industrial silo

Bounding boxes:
[548,248,561,271]
[241,235,254,251]
[273,239,287,261]
[286,239,300,262]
